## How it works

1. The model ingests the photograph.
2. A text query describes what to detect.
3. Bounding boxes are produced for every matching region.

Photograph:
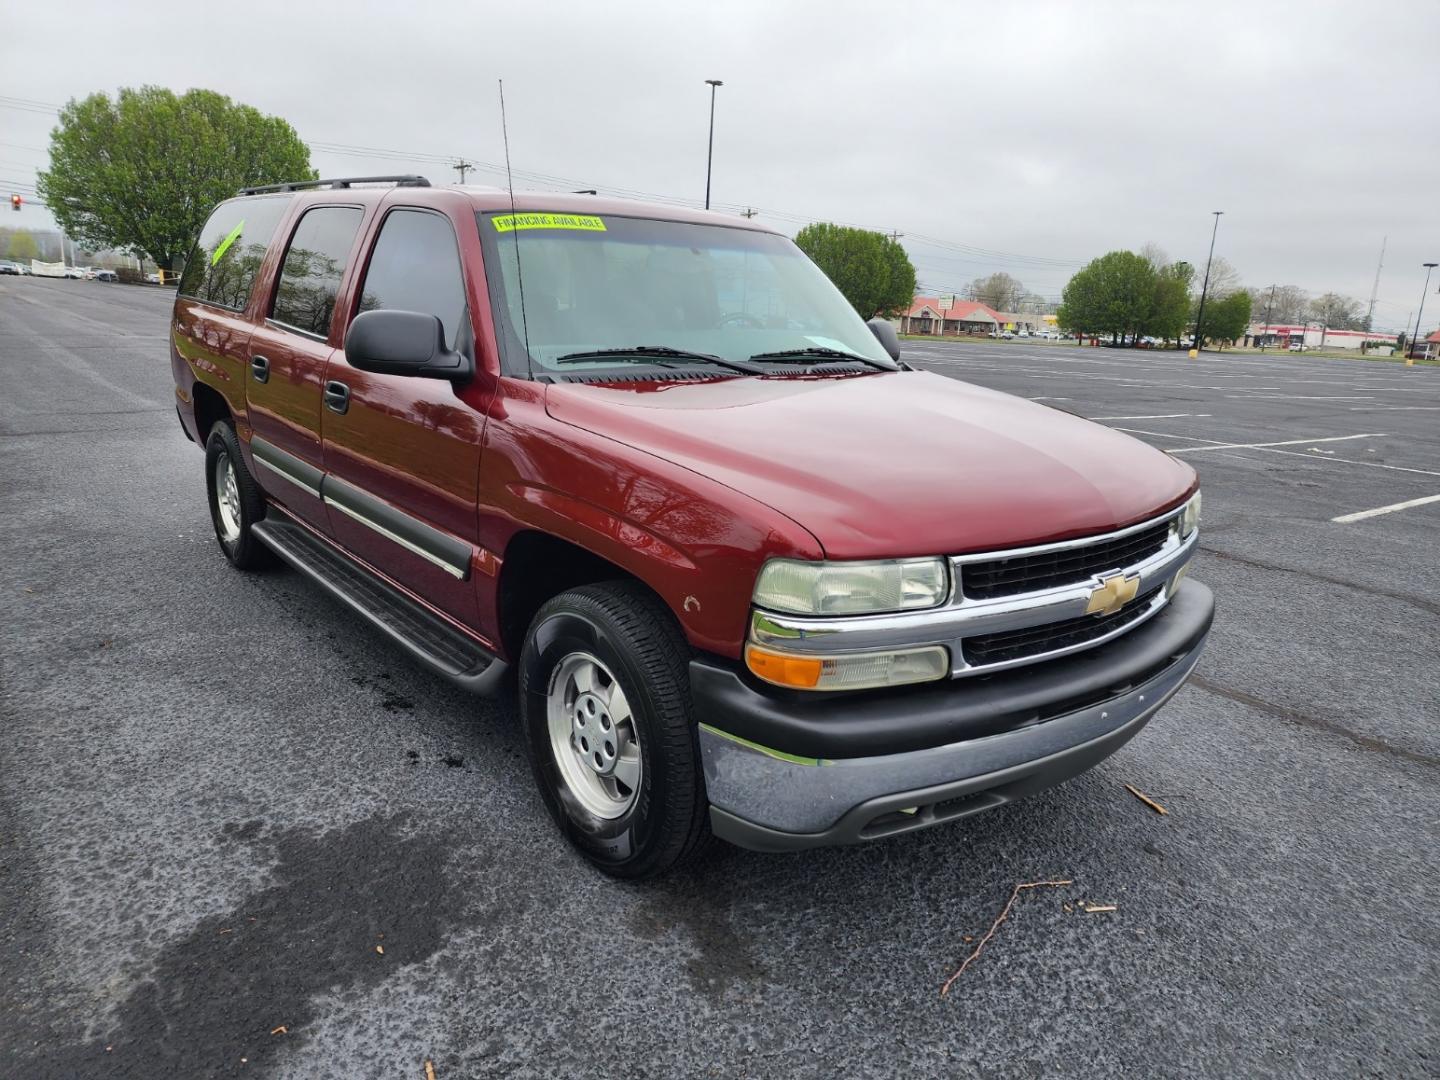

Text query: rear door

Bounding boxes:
[321,206,487,629]
[245,204,366,529]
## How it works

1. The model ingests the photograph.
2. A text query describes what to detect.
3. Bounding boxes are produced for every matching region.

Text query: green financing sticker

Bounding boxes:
[492,212,606,233]
[211,220,245,266]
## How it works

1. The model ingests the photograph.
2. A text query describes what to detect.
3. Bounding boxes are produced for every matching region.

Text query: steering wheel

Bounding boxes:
[718,311,765,329]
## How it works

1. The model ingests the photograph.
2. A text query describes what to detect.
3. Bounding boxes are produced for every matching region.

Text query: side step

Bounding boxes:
[252,514,508,695]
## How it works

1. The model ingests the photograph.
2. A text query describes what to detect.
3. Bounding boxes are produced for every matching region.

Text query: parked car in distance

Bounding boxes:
[145,273,161,284]
[1288,343,1307,352]
[171,177,1212,879]
[0,260,21,275]
[95,269,118,282]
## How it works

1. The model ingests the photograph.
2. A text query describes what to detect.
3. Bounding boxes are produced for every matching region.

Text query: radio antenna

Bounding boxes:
[498,79,533,380]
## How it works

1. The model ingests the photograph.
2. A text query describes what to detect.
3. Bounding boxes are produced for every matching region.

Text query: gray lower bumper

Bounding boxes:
[701,628,1207,852]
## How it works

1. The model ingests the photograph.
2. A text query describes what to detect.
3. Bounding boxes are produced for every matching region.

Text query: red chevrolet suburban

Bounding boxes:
[171,176,1212,878]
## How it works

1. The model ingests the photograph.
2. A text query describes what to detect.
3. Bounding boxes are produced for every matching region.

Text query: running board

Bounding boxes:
[251,513,508,695]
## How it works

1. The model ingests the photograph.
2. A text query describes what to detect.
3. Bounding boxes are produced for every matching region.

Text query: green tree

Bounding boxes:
[794,222,916,319]
[1057,250,1157,343]
[37,86,314,270]
[6,230,38,262]
[1147,261,1193,344]
[1197,289,1252,346]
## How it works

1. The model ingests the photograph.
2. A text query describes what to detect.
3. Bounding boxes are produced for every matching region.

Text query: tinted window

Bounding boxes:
[357,210,467,348]
[270,206,364,337]
[178,196,290,310]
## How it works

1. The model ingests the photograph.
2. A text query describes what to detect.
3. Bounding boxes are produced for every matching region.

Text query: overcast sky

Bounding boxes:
[4,0,1437,330]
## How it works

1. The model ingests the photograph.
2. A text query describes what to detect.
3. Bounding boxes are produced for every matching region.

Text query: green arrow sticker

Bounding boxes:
[211,220,244,266]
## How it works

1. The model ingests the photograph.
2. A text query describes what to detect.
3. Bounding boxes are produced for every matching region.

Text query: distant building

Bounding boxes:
[899,297,1002,336]
[1244,323,1398,351]
[1418,329,1440,360]
[994,311,1047,333]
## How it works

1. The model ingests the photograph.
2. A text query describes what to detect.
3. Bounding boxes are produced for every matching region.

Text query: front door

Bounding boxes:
[321,206,486,631]
[246,204,366,529]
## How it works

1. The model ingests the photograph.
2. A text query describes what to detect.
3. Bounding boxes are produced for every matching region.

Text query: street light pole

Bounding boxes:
[704,79,723,210]
[1409,262,1437,362]
[1190,211,1224,355]
[1260,283,1276,352]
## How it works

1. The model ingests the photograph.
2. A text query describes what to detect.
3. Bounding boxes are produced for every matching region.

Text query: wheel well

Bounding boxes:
[191,383,232,443]
[498,531,651,660]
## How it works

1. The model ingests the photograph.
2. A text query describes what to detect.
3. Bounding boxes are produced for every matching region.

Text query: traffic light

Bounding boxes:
[9,193,20,211]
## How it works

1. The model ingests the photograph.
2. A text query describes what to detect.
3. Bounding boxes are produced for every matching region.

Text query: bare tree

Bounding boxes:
[1200,256,1242,299]
[1307,292,1365,331]
[966,271,1026,312]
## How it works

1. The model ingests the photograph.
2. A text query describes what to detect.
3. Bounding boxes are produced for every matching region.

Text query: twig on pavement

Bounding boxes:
[1124,783,1169,815]
[940,879,1072,995]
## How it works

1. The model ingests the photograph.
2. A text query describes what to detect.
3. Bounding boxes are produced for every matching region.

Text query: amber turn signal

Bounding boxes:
[744,644,823,689]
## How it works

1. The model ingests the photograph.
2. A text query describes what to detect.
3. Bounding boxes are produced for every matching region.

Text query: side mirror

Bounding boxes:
[344,309,472,380]
[866,317,901,362]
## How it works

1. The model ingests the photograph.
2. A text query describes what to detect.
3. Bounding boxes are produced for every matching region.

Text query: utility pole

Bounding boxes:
[740,208,757,219]
[451,159,477,184]
[1409,262,1437,362]
[1365,236,1386,331]
[704,79,723,210]
[1190,211,1224,356]
[1260,284,1276,352]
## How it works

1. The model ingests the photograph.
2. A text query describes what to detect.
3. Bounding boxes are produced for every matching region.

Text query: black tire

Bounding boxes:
[204,421,273,571]
[520,582,710,879]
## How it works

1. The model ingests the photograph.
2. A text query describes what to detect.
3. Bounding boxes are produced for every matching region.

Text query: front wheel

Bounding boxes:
[520,582,709,879]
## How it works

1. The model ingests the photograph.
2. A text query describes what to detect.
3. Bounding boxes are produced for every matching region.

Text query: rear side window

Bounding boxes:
[178,196,290,311]
[270,206,364,338]
[356,210,467,349]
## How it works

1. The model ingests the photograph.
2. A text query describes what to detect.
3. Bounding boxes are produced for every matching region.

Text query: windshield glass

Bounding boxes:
[477,211,895,376]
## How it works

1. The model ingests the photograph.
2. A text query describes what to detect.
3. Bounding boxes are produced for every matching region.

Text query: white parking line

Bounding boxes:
[1226,394,1376,401]
[1163,433,1386,453]
[1240,446,1440,479]
[1091,413,1211,420]
[1332,494,1440,523]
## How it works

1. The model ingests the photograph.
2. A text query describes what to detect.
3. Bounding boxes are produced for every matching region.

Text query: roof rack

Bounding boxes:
[237,175,432,195]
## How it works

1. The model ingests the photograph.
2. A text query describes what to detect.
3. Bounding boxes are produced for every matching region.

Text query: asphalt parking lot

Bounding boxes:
[2,277,1436,1079]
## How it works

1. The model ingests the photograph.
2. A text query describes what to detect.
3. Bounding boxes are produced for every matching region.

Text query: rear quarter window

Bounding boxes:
[178,196,291,311]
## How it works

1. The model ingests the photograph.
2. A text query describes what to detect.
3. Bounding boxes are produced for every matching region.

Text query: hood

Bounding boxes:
[545,371,1196,559]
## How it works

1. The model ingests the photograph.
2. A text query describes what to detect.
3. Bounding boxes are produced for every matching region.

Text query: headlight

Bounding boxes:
[1179,491,1202,538]
[753,558,949,616]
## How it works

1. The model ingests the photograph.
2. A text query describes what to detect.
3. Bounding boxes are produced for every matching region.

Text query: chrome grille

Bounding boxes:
[962,586,1163,667]
[960,520,1172,599]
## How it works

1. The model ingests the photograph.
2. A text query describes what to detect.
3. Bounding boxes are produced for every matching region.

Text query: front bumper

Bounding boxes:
[695,578,1213,851]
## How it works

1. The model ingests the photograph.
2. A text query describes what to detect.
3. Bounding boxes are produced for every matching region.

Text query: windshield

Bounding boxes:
[477,211,895,376]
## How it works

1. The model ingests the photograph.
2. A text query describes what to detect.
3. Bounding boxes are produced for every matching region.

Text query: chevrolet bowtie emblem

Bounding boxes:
[1086,572,1141,616]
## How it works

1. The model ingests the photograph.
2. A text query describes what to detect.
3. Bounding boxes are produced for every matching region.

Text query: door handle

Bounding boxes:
[251,354,270,383]
[323,380,350,415]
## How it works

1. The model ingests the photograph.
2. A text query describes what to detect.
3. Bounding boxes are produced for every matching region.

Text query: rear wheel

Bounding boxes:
[204,421,272,570]
[520,582,709,879]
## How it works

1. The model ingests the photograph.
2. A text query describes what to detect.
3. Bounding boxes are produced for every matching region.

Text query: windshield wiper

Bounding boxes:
[555,346,764,374]
[747,347,890,370]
